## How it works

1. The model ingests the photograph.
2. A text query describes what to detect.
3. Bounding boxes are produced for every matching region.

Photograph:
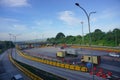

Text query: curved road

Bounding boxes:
[13,49,104,80]
[0,49,30,80]
[24,47,120,77]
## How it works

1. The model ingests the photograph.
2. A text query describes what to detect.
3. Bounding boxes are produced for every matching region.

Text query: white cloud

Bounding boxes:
[58,11,81,26]
[0,17,19,22]
[11,24,28,31]
[0,33,10,41]
[91,17,97,22]
[18,32,38,40]
[0,0,30,7]
[17,32,54,41]
[96,9,119,21]
[100,10,114,19]
[35,20,53,26]
[0,17,28,32]
[32,20,55,32]
[92,24,120,32]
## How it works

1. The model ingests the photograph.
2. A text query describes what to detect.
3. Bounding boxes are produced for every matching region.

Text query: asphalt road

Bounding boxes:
[24,47,120,78]
[13,48,105,80]
[0,49,31,80]
[24,47,109,57]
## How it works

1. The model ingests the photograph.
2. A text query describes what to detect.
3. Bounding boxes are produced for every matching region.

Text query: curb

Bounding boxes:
[9,53,43,80]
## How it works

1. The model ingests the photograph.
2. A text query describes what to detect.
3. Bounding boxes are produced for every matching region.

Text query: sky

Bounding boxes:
[0,0,120,41]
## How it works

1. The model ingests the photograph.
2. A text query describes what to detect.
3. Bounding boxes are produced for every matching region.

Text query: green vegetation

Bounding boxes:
[0,41,14,54]
[47,28,120,47]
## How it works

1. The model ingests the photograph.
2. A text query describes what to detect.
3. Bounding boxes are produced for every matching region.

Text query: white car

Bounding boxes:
[11,74,24,80]
[109,52,120,57]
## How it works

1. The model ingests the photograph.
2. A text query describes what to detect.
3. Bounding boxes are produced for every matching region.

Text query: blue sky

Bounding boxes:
[0,0,120,41]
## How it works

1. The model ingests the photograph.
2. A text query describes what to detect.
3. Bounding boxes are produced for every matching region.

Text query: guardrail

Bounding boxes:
[9,54,43,80]
[71,45,120,53]
[17,50,88,72]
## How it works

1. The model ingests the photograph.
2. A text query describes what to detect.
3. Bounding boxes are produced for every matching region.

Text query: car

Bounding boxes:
[11,74,24,80]
[108,52,120,57]
[60,46,64,49]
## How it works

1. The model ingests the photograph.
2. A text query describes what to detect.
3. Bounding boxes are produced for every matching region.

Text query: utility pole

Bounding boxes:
[81,21,84,45]
[75,3,96,80]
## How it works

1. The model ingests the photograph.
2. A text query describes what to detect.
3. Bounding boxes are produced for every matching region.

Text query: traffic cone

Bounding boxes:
[96,72,101,77]
[99,68,103,73]
[107,71,112,76]
[102,73,107,79]
[93,67,97,71]
[90,71,93,75]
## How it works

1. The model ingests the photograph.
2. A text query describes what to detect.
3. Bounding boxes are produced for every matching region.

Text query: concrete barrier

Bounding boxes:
[9,54,43,80]
[69,65,75,70]
[75,66,81,71]
[65,64,70,69]
[17,49,88,72]
[81,67,88,72]
[71,45,120,53]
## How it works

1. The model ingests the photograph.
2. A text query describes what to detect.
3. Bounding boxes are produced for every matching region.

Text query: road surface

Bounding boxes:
[0,49,31,80]
[24,47,120,78]
[13,48,104,80]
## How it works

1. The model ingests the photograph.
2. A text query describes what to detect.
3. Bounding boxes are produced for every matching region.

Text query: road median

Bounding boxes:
[17,49,88,72]
[9,52,67,80]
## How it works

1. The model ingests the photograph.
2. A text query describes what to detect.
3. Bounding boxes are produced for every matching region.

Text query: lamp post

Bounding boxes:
[9,33,12,54]
[13,35,17,59]
[75,3,96,80]
[81,21,84,45]
[75,3,96,46]
[12,34,21,59]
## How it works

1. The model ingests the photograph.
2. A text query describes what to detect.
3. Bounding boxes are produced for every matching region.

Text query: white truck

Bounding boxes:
[56,48,78,57]
[65,48,78,57]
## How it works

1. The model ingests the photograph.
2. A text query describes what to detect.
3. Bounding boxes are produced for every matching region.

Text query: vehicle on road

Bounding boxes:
[56,51,66,58]
[81,56,101,65]
[11,74,24,80]
[60,46,64,49]
[46,43,53,47]
[56,49,78,57]
[108,52,120,57]
[65,48,78,57]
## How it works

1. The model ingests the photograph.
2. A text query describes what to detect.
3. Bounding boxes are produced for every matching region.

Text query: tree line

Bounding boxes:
[0,41,14,54]
[47,28,120,47]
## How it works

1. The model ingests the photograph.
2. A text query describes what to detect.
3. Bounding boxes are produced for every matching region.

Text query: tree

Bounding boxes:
[113,28,120,46]
[0,41,14,54]
[46,28,120,46]
[55,32,65,39]
[74,35,82,44]
[94,29,102,33]
[92,29,105,41]
[47,38,55,43]
[65,35,75,44]
[104,30,115,46]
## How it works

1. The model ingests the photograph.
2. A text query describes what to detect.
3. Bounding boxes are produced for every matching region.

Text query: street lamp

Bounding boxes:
[75,3,96,80]
[9,33,12,54]
[81,21,84,45]
[12,35,17,59]
[75,3,96,46]
[12,34,21,59]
